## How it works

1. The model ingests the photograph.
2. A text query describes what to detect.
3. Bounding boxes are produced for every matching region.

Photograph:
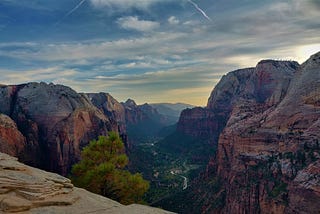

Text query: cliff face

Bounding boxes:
[208,53,320,213]
[86,92,127,144]
[0,152,173,214]
[0,83,116,175]
[173,53,320,213]
[177,68,254,143]
[215,54,320,214]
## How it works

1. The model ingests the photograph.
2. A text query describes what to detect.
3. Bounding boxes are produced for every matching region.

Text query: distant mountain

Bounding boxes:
[121,102,194,144]
[149,103,195,123]
[122,100,174,143]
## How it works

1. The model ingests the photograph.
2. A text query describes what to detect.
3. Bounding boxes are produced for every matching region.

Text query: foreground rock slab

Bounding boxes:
[0,152,174,214]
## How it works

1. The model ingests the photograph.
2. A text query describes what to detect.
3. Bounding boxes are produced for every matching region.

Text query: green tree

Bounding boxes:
[71,132,149,204]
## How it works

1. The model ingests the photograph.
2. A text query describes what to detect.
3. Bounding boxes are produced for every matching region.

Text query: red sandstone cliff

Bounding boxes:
[215,53,320,214]
[174,53,320,213]
[0,83,118,175]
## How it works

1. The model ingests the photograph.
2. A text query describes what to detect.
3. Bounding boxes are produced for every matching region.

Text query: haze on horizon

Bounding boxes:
[0,0,319,106]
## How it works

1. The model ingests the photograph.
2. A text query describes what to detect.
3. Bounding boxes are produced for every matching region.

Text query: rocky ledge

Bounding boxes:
[0,152,173,214]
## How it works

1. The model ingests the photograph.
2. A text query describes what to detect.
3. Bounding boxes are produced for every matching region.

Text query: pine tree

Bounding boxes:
[71,132,149,204]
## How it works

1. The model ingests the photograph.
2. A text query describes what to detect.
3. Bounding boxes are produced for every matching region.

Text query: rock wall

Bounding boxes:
[217,53,320,213]
[177,68,254,144]
[173,53,320,213]
[211,53,319,213]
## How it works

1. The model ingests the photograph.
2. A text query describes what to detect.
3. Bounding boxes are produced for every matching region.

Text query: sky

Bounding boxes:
[0,0,320,106]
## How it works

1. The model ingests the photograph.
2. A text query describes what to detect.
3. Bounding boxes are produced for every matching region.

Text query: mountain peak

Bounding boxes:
[124,99,137,108]
[257,59,299,71]
[302,51,320,69]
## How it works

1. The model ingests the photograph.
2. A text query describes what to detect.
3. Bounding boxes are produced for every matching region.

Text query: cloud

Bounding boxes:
[0,32,187,62]
[1,67,79,85]
[117,16,160,32]
[168,16,180,25]
[1,0,320,106]
[85,65,223,105]
[90,0,168,11]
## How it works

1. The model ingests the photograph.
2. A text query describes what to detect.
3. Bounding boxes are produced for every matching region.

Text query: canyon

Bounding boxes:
[0,52,319,213]
[0,83,177,175]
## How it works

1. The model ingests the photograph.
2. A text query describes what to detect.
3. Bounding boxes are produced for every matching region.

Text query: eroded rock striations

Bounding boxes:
[0,152,173,214]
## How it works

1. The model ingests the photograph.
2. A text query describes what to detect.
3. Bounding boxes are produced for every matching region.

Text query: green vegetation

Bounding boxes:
[128,131,214,205]
[270,182,288,198]
[71,132,149,205]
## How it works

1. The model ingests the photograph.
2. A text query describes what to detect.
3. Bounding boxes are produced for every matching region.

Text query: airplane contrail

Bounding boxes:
[64,0,87,19]
[55,0,87,26]
[187,0,212,21]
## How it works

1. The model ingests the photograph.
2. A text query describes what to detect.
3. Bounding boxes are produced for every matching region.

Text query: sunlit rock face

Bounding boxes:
[0,152,174,214]
[177,59,298,146]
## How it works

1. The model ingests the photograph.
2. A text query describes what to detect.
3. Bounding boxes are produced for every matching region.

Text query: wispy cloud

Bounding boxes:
[168,16,180,25]
[89,0,171,11]
[117,16,160,32]
[1,67,80,85]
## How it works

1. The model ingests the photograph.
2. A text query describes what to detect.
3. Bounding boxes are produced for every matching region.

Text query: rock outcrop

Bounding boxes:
[214,53,320,214]
[0,83,116,175]
[0,152,173,214]
[177,68,255,145]
[173,52,320,213]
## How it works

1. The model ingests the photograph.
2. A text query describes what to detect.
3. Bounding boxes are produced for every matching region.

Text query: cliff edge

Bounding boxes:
[0,152,173,214]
